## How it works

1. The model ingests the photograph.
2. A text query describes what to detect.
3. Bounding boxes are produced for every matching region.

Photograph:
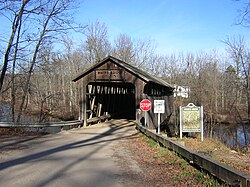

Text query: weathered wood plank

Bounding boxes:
[86,114,111,123]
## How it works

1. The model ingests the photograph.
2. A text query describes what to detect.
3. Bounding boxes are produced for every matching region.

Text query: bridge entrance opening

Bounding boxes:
[86,82,135,120]
[73,56,174,127]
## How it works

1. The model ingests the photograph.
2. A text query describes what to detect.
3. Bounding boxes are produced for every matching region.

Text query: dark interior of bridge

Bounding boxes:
[86,82,136,120]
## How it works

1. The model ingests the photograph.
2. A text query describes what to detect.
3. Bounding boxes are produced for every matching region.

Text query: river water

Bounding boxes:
[0,103,11,122]
[0,103,58,123]
[209,123,250,150]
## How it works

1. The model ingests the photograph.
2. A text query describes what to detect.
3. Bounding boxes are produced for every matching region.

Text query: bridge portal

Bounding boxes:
[73,56,174,130]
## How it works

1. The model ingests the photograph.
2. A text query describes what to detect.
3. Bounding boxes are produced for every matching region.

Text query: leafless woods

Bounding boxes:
[0,1,249,124]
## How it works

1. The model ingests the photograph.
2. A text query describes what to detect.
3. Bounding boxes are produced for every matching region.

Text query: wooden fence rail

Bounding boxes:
[136,123,250,187]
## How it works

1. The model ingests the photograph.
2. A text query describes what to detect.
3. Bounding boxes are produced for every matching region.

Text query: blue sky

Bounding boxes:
[0,0,249,56]
[74,0,250,54]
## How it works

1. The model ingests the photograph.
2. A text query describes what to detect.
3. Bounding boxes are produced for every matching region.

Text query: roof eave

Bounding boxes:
[72,56,174,90]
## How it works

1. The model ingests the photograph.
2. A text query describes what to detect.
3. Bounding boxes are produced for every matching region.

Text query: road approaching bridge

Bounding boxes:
[0,119,139,187]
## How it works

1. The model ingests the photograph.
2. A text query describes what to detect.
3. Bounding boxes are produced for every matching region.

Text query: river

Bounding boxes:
[0,103,58,123]
[209,123,250,150]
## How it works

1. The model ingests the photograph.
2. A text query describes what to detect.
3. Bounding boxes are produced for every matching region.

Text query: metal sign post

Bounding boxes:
[154,100,165,134]
[157,113,160,134]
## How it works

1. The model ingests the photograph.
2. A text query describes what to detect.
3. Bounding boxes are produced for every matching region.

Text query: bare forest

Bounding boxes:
[0,0,249,126]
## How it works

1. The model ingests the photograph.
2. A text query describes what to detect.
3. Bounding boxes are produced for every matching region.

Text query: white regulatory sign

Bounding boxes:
[154,100,165,114]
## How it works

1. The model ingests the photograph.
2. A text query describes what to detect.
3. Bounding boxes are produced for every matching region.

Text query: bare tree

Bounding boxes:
[113,33,156,68]
[0,0,85,123]
[58,36,84,118]
[113,34,135,63]
[235,0,250,27]
[222,36,250,123]
[0,0,29,91]
[83,21,111,64]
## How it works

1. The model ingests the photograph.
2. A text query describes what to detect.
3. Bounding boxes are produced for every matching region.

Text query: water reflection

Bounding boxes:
[0,103,11,122]
[207,123,250,150]
[0,103,58,123]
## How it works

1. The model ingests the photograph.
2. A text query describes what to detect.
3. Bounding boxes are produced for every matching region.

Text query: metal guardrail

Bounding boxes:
[0,120,83,128]
[0,114,111,130]
[0,120,84,134]
[136,123,250,187]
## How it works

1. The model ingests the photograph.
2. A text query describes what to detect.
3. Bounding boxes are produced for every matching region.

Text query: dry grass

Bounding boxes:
[171,137,250,176]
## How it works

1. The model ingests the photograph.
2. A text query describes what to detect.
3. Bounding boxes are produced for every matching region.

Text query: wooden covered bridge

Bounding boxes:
[73,56,174,130]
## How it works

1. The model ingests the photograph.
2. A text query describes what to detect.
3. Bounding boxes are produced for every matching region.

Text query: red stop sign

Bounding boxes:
[140,99,152,111]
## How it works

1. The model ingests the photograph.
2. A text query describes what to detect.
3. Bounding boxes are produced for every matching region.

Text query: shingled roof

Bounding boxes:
[72,56,174,89]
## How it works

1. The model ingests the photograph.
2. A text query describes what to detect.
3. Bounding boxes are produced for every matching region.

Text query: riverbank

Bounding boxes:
[0,127,44,136]
[174,137,250,176]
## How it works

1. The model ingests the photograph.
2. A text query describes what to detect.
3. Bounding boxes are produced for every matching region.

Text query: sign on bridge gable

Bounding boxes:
[95,69,124,81]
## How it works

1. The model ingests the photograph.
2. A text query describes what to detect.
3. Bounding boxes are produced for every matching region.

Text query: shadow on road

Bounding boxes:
[0,119,138,186]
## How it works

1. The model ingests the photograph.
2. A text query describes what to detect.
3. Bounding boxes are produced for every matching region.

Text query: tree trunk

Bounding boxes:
[0,0,29,91]
[16,0,59,123]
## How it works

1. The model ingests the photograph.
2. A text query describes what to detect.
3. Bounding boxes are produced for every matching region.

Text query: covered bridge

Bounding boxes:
[73,56,174,131]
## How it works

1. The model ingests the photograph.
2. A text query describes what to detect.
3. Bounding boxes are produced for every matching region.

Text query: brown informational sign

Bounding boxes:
[180,103,203,141]
[95,69,124,81]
